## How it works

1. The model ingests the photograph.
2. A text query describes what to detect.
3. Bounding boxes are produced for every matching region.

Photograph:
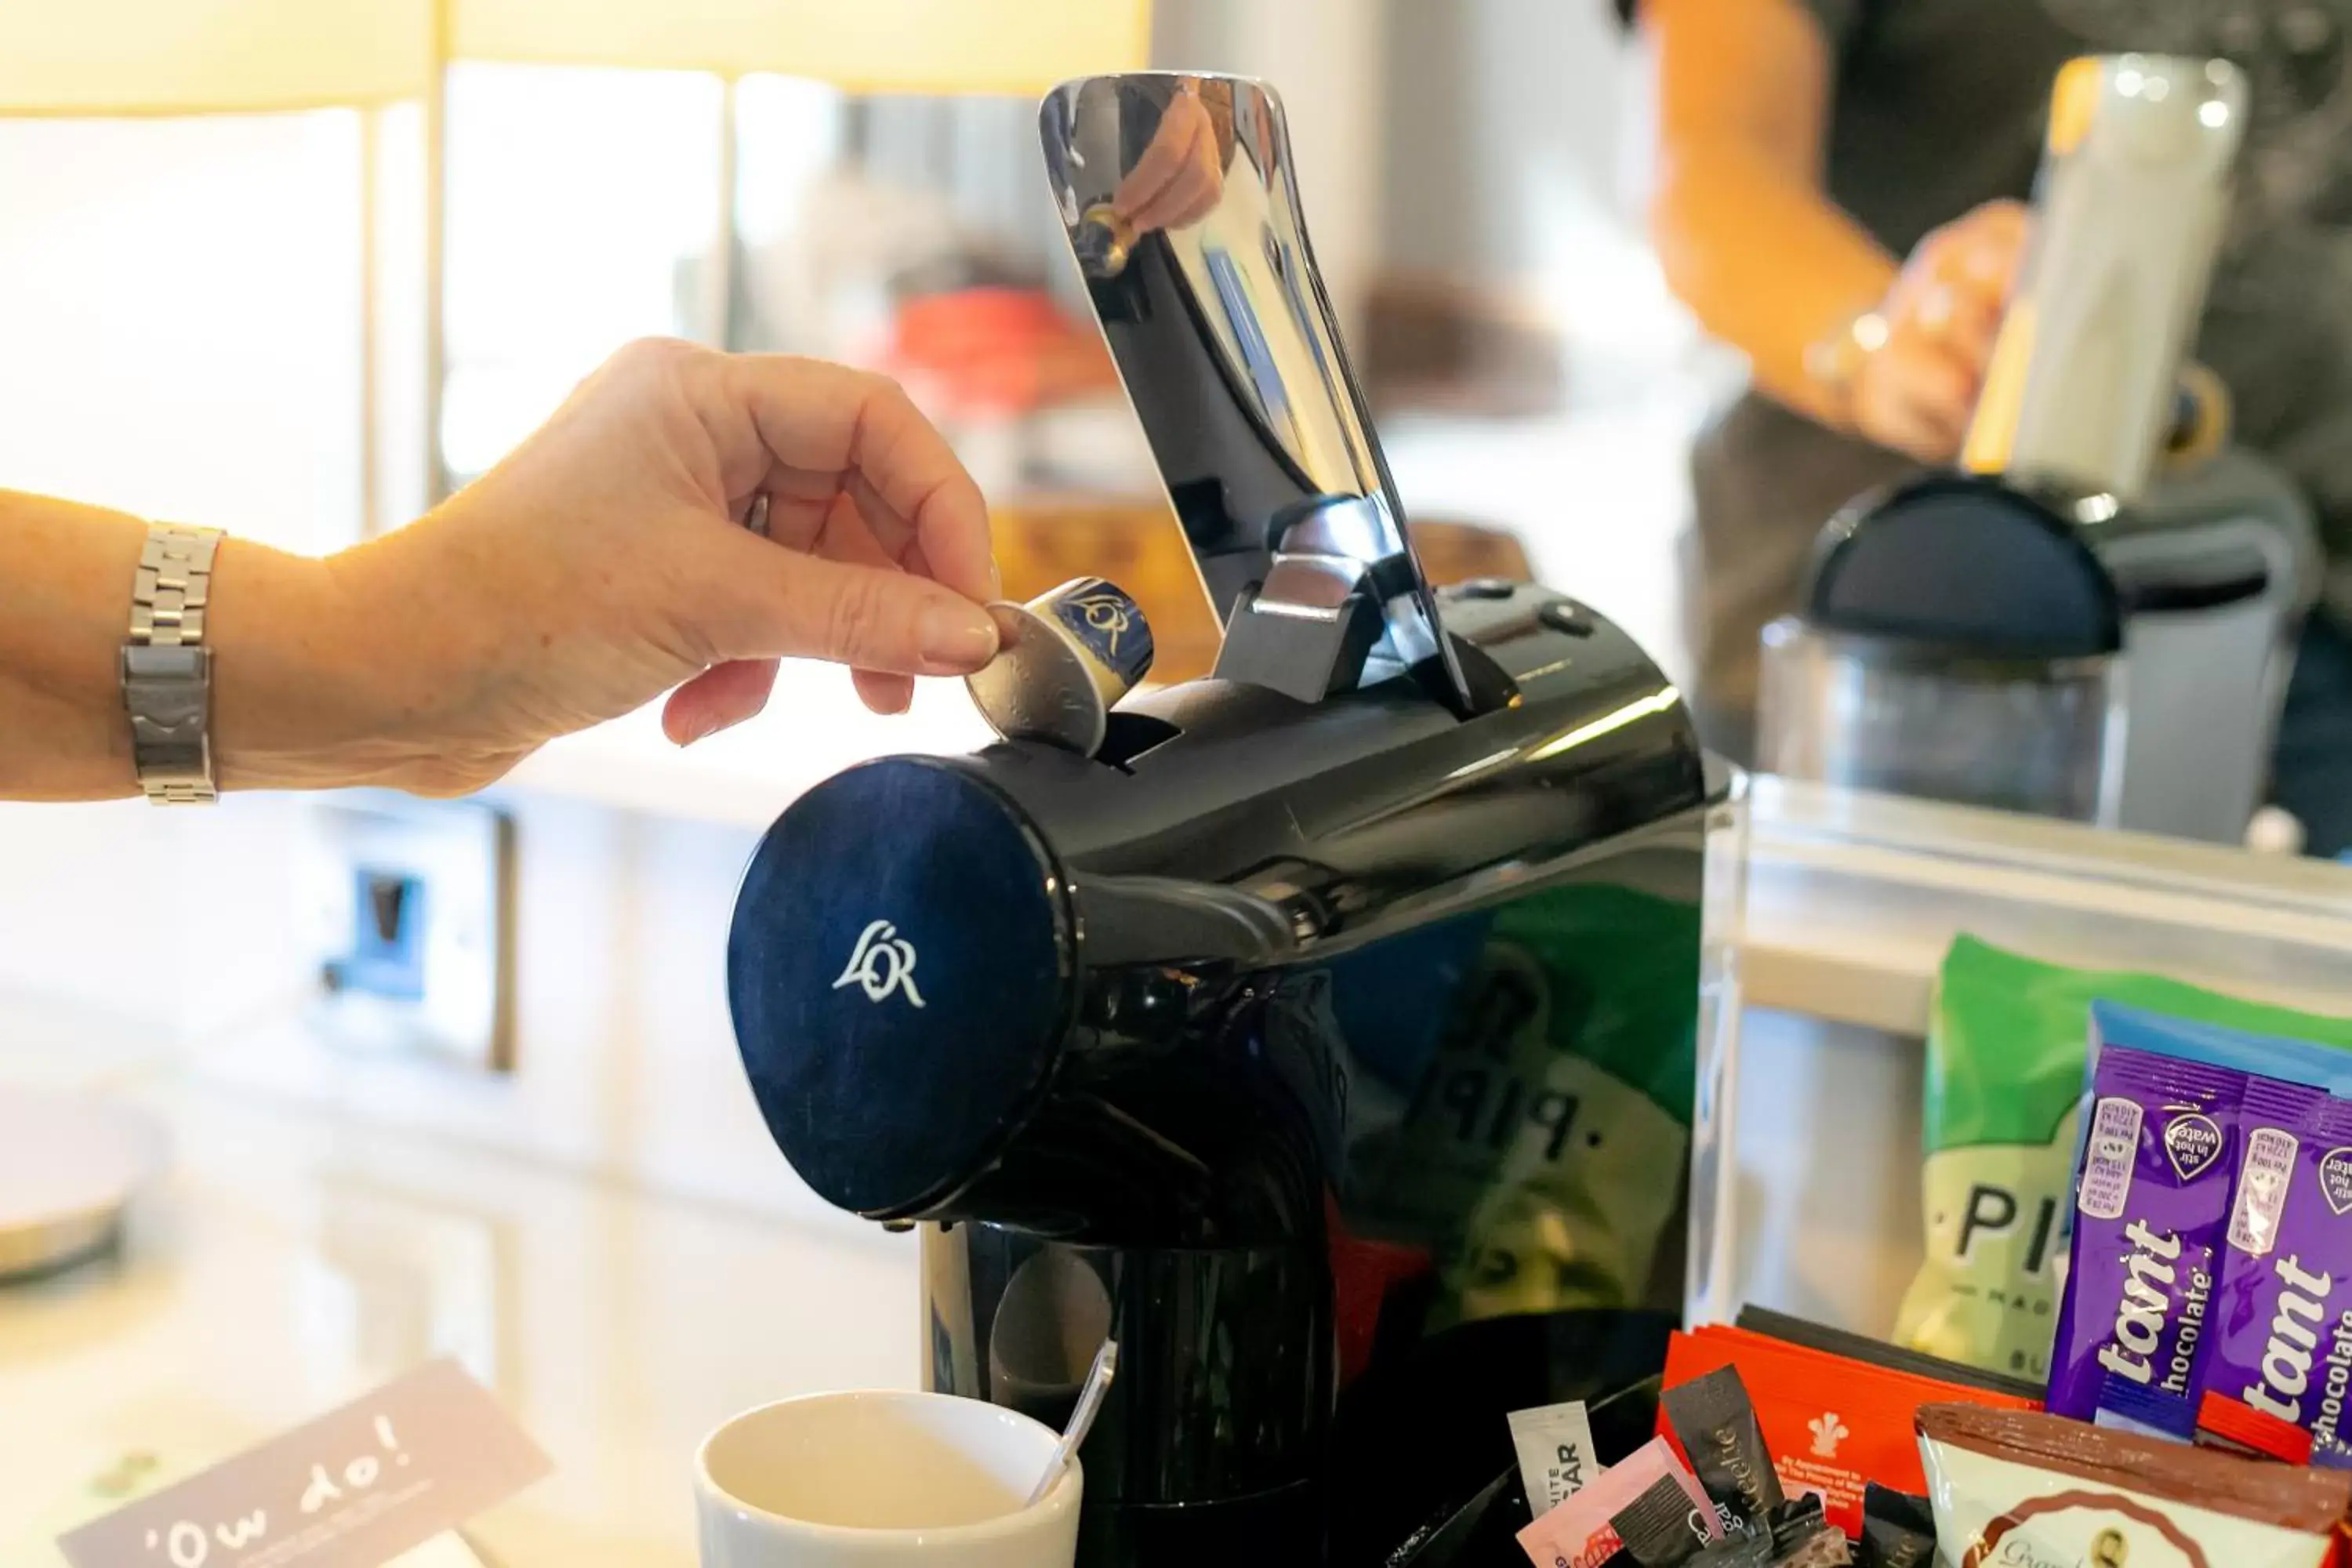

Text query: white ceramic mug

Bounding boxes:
[695,1390,1081,1567]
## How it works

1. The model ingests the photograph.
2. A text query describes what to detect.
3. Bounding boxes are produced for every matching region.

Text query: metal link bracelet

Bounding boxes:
[121,522,223,804]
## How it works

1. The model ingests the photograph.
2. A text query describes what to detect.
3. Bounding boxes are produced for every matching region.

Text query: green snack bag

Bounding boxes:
[1893,935,2352,1381]
[1343,883,1700,1329]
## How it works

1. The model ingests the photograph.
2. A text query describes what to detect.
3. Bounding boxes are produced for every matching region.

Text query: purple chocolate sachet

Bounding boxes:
[2199,1079,2352,1462]
[2048,1044,2246,1439]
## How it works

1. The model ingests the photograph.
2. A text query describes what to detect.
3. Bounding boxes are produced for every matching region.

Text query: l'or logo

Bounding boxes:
[833,919,925,1008]
[1069,592,1134,655]
[1051,579,1153,687]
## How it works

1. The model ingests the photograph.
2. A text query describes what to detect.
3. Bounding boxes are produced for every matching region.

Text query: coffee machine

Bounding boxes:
[1759,54,2319,843]
[728,74,1723,1564]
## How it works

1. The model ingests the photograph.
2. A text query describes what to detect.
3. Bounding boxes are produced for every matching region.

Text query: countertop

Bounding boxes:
[13,772,2352,1563]
[0,1083,917,1566]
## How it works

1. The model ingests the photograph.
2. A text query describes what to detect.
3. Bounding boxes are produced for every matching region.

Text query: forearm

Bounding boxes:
[0,494,140,797]
[0,490,412,800]
[1650,145,1896,423]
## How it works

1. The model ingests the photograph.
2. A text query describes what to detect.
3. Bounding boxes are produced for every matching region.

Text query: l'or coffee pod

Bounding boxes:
[966,577,1155,756]
[1073,201,1135,278]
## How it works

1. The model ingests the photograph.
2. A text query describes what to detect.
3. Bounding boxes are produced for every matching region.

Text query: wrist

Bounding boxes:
[0,496,146,800]
[310,512,520,795]
[209,534,482,793]
[201,539,361,789]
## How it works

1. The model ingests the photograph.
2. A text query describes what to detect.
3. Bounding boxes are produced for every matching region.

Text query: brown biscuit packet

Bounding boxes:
[1915,1403,2350,1568]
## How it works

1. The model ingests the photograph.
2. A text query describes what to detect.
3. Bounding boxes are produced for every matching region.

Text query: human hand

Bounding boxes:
[320,339,1000,796]
[1112,80,1225,234]
[1849,200,2031,463]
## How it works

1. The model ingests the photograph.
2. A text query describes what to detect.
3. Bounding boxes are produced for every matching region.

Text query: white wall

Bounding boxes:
[1149,0,1388,331]
[1381,0,1630,284]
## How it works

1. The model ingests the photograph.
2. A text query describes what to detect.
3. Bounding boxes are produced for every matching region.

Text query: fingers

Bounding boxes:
[1904,274,2003,370]
[703,528,1000,676]
[1859,197,2031,463]
[1900,200,2031,371]
[1866,394,1967,464]
[852,669,916,715]
[718,355,996,604]
[1918,200,2030,295]
[662,659,917,743]
[814,497,924,712]
[844,472,1004,598]
[1958,199,2031,277]
[1121,103,1222,234]
[663,658,781,745]
[1113,84,1210,228]
[1854,337,1977,463]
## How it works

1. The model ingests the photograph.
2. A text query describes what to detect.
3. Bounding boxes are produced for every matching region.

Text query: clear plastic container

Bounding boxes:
[1756,617,2126,825]
[1688,773,2352,1331]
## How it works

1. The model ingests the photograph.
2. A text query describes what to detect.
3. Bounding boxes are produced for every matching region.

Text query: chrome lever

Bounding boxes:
[1040,72,1478,712]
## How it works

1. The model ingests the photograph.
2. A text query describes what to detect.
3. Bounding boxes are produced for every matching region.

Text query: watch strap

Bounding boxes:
[122,523,222,804]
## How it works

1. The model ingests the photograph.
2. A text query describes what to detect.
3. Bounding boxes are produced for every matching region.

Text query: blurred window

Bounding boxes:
[0,71,1084,550]
[0,111,365,554]
[440,63,723,479]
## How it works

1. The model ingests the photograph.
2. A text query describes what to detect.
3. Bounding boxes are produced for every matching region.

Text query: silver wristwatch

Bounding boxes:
[121,523,222,804]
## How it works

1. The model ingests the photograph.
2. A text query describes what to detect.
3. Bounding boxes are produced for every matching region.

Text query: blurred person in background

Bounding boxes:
[1630,0,2352,854]
[0,341,1002,803]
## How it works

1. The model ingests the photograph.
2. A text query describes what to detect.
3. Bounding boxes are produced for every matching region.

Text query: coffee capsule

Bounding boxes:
[1073,201,1135,278]
[966,577,1155,757]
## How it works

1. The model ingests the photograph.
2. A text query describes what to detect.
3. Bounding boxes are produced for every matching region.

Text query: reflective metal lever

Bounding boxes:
[1040,72,1478,712]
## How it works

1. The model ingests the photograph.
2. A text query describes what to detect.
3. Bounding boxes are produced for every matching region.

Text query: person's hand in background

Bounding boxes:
[1111,79,1226,234]
[1642,0,2030,456]
[1846,200,2031,463]
[0,339,1002,801]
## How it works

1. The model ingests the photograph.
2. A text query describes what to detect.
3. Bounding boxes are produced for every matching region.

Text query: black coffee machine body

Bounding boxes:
[728,74,1723,1565]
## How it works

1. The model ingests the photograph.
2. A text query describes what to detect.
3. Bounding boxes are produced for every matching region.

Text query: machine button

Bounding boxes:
[1539,600,1596,637]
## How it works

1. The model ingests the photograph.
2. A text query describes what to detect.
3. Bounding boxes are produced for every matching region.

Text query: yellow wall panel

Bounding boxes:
[1,0,1149,114]
[453,0,1149,94]
[0,0,436,114]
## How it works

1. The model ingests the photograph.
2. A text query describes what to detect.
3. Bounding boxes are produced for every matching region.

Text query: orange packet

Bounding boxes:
[1657,1326,2038,1537]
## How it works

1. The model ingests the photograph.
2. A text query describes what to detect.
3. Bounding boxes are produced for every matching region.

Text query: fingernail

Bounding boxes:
[676,714,720,746]
[920,602,1000,672]
[989,561,1005,600]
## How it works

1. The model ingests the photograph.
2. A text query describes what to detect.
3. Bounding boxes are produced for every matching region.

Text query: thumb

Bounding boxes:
[715,539,1000,676]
